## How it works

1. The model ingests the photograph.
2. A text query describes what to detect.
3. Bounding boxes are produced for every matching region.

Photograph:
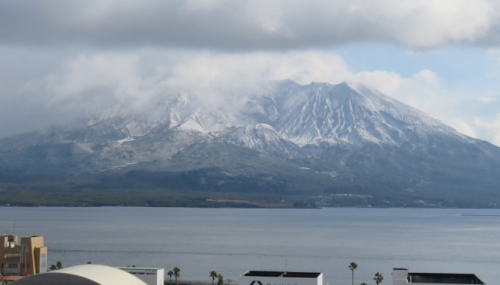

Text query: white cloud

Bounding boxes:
[347,69,443,113]
[453,114,500,145]
[479,97,497,103]
[29,50,351,112]
[28,50,447,127]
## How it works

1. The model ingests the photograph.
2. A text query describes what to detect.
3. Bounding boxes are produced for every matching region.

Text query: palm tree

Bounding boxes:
[374,272,384,285]
[167,270,174,285]
[210,271,218,285]
[349,262,358,285]
[217,274,224,285]
[56,261,63,269]
[173,267,181,284]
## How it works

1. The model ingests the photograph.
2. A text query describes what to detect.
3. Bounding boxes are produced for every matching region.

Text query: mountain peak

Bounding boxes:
[2,78,500,207]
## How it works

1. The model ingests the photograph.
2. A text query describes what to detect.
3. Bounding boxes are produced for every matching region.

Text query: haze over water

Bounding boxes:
[1,207,499,285]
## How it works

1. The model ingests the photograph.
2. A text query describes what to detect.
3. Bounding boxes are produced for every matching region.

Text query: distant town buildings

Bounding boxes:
[0,235,47,276]
[393,268,485,285]
[240,271,323,285]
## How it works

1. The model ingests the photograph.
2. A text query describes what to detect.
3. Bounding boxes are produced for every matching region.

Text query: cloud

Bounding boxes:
[0,48,352,138]
[1,46,500,147]
[1,0,500,147]
[347,69,443,112]
[0,0,498,51]
[16,50,445,120]
[454,114,500,146]
[19,50,351,115]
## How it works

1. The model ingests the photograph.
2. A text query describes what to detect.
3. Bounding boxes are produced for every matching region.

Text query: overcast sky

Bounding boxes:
[1,0,500,145]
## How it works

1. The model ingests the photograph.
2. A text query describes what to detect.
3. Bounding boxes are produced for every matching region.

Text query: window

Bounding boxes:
[40,253,47,273]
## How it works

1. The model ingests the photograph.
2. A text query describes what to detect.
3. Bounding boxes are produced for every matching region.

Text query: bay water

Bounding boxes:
[1,207,500,285]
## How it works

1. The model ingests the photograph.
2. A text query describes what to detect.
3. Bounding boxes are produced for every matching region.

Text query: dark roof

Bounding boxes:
[283,272,321,278]
[243,271,284,277]
[408,273,485,284]
[243,271,321,278]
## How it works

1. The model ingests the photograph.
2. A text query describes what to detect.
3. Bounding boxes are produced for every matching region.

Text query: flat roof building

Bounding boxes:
[0,235,47,276]
[240,271,323,285]
[393,268,485,285]
[118,267,164,285]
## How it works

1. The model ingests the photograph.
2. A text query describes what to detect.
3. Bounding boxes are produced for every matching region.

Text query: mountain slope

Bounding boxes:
[1,80,500,207]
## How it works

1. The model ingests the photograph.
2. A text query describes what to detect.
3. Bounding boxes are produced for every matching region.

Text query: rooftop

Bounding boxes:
[118,267,164,271]
[242,271,321,278]
[408,273,485,284]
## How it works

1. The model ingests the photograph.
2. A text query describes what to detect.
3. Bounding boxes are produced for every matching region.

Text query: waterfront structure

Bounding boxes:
[393,268,485,285]
[118,267,164,285]
[240,271,323,285]
[0,235,47,276]
[9,264,147,285]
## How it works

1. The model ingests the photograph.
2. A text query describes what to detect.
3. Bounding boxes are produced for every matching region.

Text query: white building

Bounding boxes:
[393,268,485,285]
[119,267,164,285]
[240,271,323,285]
[10,264,147,285]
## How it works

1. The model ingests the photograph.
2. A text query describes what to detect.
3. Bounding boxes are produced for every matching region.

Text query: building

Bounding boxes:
[9,264,147,285]
[240,271,323,285]
[393,268,485,285]
[118,267,164,285]
[0,235,47,276]
[2,275,24,285]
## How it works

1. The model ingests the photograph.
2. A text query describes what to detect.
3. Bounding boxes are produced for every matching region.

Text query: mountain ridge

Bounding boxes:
[1,80,499,207]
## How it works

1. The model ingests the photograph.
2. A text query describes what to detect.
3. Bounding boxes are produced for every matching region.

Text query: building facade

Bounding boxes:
[393,268,485,285]
[0,235,47,276]
[118,267,164,285]
[239,271,323,285]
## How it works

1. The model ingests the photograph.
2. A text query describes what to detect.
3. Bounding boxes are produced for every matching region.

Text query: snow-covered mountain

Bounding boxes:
[1,80,500,206]
[49,80,470,149]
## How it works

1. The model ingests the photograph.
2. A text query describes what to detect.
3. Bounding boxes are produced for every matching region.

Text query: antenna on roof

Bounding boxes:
[285,259,288,272]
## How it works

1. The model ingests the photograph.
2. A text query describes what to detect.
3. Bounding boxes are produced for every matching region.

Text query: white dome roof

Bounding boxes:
[12,264,147,285]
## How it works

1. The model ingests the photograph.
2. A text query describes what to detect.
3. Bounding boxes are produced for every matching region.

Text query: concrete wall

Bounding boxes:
[393,268,409,285]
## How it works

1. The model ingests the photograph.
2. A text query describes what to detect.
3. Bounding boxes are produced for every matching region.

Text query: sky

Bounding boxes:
[1,0,500,145]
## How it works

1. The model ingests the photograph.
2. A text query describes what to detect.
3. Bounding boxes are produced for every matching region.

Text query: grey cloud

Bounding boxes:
[1,0,499,51]
[1,0,500,144]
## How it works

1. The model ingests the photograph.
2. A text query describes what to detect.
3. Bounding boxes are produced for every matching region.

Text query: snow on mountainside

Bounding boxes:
[61,79,469,151]
[0,80,474,154]
[216,124,302,159]
[0,79,490,177]
[3,79,500,207]
[269,81,467,146]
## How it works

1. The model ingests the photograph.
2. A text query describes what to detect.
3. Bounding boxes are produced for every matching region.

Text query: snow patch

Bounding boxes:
[115,137,135,147]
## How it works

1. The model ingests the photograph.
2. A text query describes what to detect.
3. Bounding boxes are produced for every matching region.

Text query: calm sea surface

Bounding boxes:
[1,207,500,285]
